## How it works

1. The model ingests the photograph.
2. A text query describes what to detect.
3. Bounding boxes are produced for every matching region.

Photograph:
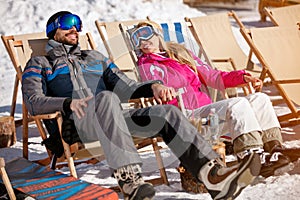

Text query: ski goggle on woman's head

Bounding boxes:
[130,26,161,48]
[46,14,82,35]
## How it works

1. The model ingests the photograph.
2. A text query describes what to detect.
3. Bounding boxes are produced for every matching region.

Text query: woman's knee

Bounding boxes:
[230,97,252,112]
[250,92,271,103]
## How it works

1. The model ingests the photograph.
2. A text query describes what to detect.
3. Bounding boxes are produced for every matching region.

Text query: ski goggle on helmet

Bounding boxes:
[46,14,82,35]
[130,26,161,48]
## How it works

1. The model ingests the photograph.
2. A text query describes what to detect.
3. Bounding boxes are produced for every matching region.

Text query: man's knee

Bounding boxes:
[159,104,183,118]
[96,91,120,105]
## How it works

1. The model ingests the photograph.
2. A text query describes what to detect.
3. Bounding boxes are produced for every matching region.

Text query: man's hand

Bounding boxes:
[244,74,263,92]
[151,83,176,104]
[70,96,93,119]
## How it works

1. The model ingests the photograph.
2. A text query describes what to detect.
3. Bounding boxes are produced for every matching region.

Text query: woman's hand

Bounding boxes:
[243,74,263,92]
[70,96,93,119]
[151,83,176,104]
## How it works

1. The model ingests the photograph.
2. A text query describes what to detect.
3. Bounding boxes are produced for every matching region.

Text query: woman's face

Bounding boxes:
[139,34,161,54]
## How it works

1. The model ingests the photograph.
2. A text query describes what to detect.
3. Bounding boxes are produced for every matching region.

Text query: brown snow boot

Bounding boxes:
[260,140,294,177]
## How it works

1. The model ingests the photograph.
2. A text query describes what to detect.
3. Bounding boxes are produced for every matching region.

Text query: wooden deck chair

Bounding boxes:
[1,32,46,128]
[3,32,170,186]
[1,32,103,178]
[240,25,300,126]
[1,32,47,158]
[96,19,218,181]
[258,0,300,22]
[264,4,300,26]
[185,12,258,98]
[0,157,16,200]
[119,22,226,164]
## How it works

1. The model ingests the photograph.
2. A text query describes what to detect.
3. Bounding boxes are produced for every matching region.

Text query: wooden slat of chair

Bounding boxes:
[0,158,16,200]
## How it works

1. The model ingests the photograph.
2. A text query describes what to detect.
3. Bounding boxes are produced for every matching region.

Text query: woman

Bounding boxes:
[130,20,293,177]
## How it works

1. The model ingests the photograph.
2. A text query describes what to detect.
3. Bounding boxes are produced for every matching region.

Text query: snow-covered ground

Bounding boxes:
[1,0,300,199]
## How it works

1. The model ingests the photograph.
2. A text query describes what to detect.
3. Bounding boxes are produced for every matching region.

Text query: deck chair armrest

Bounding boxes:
[30,111,62,120]
[210,57,232,63]
[124,89,187,116]
[210,57,237,71]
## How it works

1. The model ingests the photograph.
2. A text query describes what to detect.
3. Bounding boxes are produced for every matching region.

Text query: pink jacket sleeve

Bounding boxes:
[191,52,247,89]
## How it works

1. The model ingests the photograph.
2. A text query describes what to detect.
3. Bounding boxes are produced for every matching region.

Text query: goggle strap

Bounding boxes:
[46,18,59,35]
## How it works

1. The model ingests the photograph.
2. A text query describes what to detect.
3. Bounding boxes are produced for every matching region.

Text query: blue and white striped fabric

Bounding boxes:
[160,22,185,44]
[159,21,199,55]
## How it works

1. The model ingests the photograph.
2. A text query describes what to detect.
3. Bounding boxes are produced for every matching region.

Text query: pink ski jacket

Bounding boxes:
[137,52,248,110]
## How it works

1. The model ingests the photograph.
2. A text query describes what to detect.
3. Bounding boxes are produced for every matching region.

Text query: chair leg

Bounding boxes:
[0,158,16,200]
[22,103,29,159]
[213,142,226,166]
[151,138,169,185]
[56,115,78,178]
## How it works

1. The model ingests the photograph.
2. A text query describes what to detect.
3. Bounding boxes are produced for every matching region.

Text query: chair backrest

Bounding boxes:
[264,4,300,26]
[185,12,260,75]
[95,19,144,81]
[241,25,300,121]
[1,32,47,81]
[2,32,96,81]
[147,18,200,55]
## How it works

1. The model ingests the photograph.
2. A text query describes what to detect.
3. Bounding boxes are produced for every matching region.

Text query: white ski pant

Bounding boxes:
[187,92,281,149]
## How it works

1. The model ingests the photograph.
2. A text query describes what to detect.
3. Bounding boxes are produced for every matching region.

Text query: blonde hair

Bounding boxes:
[136,20,197,74]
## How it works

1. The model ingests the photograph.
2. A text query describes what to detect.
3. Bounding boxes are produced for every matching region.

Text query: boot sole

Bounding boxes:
[277,148,300,162]
[274,162,295,176]
[260,160,295,177]
[214,153,261,200]
[128,183,155,200]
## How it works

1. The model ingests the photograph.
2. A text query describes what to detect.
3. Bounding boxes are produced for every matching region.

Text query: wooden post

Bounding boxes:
[0,158,16,200]
[0,116,16,148]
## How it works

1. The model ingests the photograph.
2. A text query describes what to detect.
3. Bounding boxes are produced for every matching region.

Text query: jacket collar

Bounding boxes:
[46,39,81,59]
[142,52,171,61]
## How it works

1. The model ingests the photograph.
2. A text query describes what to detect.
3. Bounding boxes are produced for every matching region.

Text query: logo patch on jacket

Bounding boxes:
[150,65,165,78]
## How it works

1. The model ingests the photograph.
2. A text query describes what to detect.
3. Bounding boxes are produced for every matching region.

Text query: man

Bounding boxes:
[22,11,261,200]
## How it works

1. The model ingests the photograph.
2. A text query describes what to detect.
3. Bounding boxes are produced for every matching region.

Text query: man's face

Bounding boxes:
[54,26,79,45]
